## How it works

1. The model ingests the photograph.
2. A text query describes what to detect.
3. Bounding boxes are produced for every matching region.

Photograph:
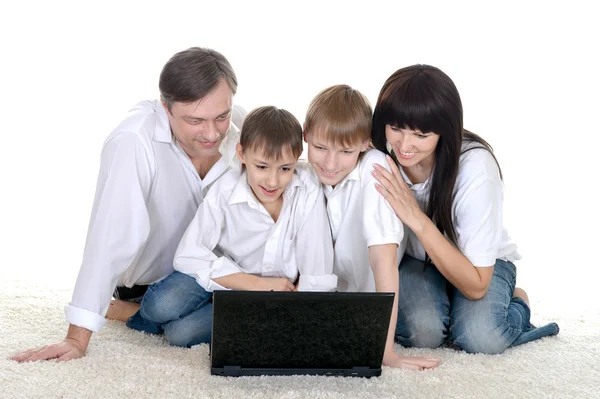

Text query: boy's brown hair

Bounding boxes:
[304,85,372,147]
[239,106,303,161]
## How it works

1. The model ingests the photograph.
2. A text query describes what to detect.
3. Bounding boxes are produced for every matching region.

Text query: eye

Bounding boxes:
[415,133,429,139]
[217,114,230,121]
[281,167,292,172]
[313,145,326,151]
[187,119,201,125]
[389,125,401,132]
[255,165,267,170]
[342,150,355,154]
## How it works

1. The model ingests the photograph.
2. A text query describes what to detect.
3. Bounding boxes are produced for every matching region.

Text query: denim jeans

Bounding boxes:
[395,255,560,354]
[126,271,213,348]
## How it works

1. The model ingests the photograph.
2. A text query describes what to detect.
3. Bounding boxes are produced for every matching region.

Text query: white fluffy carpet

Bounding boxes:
[2,274,599,399]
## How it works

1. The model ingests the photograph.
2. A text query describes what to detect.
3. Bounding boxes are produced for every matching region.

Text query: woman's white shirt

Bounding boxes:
[402,143,520,267]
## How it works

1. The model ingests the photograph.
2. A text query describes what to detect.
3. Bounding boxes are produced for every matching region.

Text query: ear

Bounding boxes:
[160,97,172,116]
[302,125,308,143]
[236,143,245,164]
[360,139,370,152]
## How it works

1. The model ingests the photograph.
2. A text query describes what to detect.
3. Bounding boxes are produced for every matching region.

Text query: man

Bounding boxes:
[12,47,245,362]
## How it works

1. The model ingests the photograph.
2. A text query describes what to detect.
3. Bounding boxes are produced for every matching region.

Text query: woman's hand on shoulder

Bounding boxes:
[372,156,427,232]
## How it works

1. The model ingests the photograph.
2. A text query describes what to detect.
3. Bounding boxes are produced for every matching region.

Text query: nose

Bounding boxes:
[324,151,338,171]
[397,132,414,152]
[267,169,278,188]
[204,120,220,142]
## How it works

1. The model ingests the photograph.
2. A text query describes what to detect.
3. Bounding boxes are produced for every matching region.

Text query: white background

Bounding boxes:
[1,1,598,317]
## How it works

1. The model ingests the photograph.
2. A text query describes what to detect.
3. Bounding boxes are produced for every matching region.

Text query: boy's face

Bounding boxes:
[236,144,298,206]
[305,131,369,187]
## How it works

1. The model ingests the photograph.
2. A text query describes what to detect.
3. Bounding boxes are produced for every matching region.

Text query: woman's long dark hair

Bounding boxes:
[372,65,502,266]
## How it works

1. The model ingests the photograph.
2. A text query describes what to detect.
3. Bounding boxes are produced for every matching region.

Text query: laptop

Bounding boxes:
[210,290,394,378]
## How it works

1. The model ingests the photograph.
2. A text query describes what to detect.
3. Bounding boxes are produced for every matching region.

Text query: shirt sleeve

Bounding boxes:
[173,193,243,292]
[361,152,405,247]
[295,186,338,292]
[65,132,152,332]
[455,178,503,267]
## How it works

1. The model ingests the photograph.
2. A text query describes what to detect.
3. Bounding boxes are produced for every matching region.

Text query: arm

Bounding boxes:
[13,133,153,362]
[174,192,241,291]
[369,244,400,358]
[369,244,439,369]
[373,156,495,300]
[174,186,294,292]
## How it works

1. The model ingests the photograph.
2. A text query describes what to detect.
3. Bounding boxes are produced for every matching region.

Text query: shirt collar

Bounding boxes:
[323,164,360,196]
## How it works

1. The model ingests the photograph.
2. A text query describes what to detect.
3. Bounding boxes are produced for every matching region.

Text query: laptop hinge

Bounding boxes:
[351,366,371,376]
[224,365,242,376]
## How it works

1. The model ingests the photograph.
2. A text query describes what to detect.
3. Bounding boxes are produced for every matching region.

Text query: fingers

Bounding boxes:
[405,356,440,369]
[285,280,295,291]
[372,168,395,196]
[11,345,63,362]
[10,348,38,362]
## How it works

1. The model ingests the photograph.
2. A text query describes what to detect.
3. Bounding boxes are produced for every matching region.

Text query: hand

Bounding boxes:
[383,350,440,370]
[253,277,295,292]
[372,156,425,231]
[11,339,86,363]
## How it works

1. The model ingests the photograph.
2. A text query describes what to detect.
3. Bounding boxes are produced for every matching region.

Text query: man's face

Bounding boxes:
[163,78,234,159]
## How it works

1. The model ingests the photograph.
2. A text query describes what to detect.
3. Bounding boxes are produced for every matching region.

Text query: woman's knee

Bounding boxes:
[450,315,512,354]
[396,309,448,349]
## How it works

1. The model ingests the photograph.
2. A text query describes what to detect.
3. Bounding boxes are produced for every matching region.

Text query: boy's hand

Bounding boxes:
[254,277,295,291]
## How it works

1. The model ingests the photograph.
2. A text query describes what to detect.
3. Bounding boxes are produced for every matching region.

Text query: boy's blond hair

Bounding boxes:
[304,85,372,147]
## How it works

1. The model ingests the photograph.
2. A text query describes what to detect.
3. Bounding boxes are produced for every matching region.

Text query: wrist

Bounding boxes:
[407,209,429,236]
[66,324,92,352]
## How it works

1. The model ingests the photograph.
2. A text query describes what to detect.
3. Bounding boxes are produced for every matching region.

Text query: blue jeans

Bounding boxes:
[395,255,560,354]
[126,271,213,348]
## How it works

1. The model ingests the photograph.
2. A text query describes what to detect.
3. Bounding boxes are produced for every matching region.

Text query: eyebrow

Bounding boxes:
[183,109,232,121]
[255,159,295,167]
[313,141,355,150]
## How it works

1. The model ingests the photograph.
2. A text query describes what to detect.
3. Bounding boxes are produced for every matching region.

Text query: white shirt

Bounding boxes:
[322,149,406,292]
[174,163,338,292]
[65,100,246,332]
[403,142,520,267]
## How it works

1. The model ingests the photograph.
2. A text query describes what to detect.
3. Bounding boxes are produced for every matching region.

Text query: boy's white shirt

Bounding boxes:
[402,143,520,267]
[321,149,406,292]
[174,163,337,292]
[65,100,245,333]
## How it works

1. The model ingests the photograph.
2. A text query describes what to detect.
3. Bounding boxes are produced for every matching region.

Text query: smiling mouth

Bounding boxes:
[320,167,339,177]
[397,150,416,159]
[260,186,278,196]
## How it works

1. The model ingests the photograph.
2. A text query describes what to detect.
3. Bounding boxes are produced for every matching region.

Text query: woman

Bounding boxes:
[371,64,559,354]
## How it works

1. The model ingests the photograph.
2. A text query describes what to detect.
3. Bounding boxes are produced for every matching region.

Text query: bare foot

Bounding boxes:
[513,287,530,307]
[105,300,140,322]
[383,351,440,370]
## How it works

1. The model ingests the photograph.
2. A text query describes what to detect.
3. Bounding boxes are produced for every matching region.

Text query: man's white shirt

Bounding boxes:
[322,149,406,292]
[174,163,338,292]
[65,100,245,332]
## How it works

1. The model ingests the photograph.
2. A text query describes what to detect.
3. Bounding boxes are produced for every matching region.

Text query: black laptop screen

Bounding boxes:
[211,291,394,369]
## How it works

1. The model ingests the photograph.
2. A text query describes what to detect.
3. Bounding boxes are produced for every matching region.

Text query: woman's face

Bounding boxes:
[385,125,439,170]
